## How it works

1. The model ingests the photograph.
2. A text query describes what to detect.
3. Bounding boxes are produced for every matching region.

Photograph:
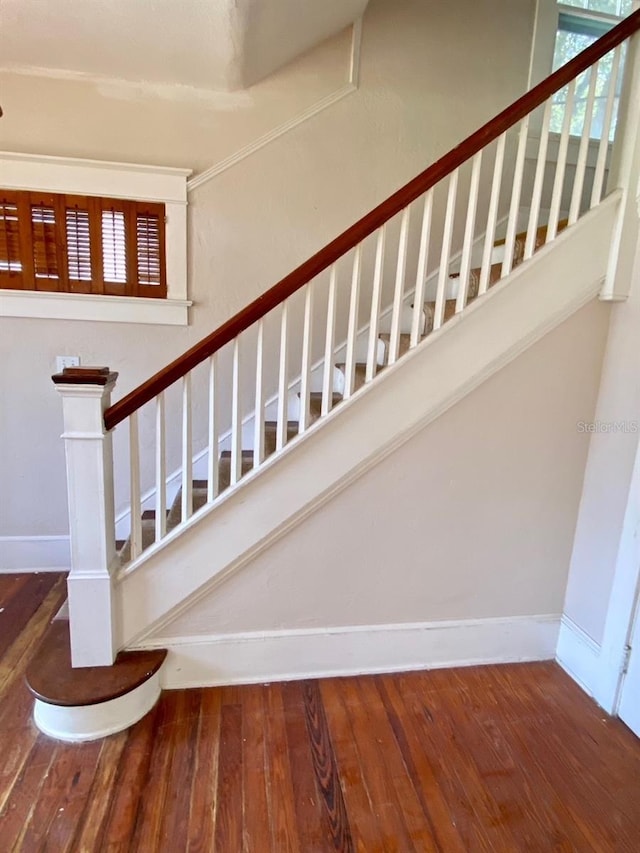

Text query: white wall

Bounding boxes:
[153,299,610,639]
[0,0,538,561]
[563,230,640,645]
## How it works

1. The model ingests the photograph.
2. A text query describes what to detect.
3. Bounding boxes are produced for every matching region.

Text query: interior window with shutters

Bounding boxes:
[0,189,167,298]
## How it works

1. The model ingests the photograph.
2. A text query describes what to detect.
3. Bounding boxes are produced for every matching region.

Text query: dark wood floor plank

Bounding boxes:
[1,736,58,851]
[284,679,354,852]
[0,574,67,827]
[0,573,28,601]
[521,706,638,850]
[484,693,601,851]
[157,688,202,848]
[213,703,244,853]
[128,690,181,852]
[341,676,418,853]
[241,685,272,853]
[0,574,67,701]
[319,678,383,853]
[186,688,222,853]
[439,669,563,852]
[357,675,438,852]
[396,671,504,852]
[263,684,301,853]
[96,701,162,849]
[281,680,327,851]
[0,572,61,658]
[68,731,129,853]
[521,664,640,815]
[0,700,40,806]
[18,738,103,852]
[377,674,466,853]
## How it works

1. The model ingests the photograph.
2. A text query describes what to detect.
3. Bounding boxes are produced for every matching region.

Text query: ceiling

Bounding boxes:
[0,0,369,91]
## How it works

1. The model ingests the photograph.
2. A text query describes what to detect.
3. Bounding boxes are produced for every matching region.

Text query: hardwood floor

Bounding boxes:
[2,573,640,852]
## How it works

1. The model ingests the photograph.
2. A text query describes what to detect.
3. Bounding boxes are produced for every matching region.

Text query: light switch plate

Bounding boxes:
[56,356,81,372]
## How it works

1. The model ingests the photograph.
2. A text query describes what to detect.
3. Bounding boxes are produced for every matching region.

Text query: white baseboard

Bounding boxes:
[143,614,560,689]
[0,535,70,573]
[555,614,601,697]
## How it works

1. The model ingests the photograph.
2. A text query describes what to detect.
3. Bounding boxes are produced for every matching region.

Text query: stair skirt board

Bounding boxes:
[141,615,561,689]
[116,193,621,648]
[33,671,163,742]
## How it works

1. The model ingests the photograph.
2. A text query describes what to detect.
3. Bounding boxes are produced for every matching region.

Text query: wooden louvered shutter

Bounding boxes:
[64,195,103,294]
[28,193,68,292]
[101,200,130,296]
[133,202,166,298]
[0,190,29,289]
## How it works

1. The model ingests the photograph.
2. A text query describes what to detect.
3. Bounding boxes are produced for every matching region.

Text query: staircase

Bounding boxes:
[114,220,567,563]
[36,12,640,739]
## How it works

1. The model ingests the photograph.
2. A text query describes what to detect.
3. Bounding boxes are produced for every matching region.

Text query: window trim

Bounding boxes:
[526,0,629,173]
[529,0,631,90]
[0,151,192,325]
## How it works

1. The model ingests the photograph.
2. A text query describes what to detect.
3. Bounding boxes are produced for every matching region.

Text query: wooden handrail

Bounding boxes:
[104,9,640,431]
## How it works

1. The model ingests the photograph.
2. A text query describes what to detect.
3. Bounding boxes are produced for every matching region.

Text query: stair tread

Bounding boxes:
[306,391,343,420]
[336,362,377,393]
[26,620,166,707]
[378,332,418,360]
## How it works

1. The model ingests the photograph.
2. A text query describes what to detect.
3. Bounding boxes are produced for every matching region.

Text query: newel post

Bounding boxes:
[52,367,119,667]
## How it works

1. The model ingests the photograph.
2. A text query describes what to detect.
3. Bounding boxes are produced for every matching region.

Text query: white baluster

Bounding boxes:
[299,282,314,434]
[207,354,219,502]
[501,116,530,278]
[525,99,553,260]
[231,337,242,483]
[456,152,482,313]
[129,411,142,559]
[479,133,506,296]
[344,245,362,399]
[322,264,338,416]
[569,65,598,225]
[253,320,265,466]
[547,78,576,243]
[434,169,459,331]
[181,372,193,520]
[411,189,433,347]
[276,301,289,451]
[366,226,386,381]
[388,207,411,365]
[154,392,166,542]
[591,45,623,207]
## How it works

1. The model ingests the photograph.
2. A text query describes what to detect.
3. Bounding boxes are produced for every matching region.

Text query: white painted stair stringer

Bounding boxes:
[115,191,621,649]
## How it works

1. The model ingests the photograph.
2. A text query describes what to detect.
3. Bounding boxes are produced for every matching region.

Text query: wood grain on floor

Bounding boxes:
[1,572,640,852]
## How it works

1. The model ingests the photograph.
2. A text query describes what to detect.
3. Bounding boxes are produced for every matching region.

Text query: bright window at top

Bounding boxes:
[559,0,632,13]
[550,1,632,138]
